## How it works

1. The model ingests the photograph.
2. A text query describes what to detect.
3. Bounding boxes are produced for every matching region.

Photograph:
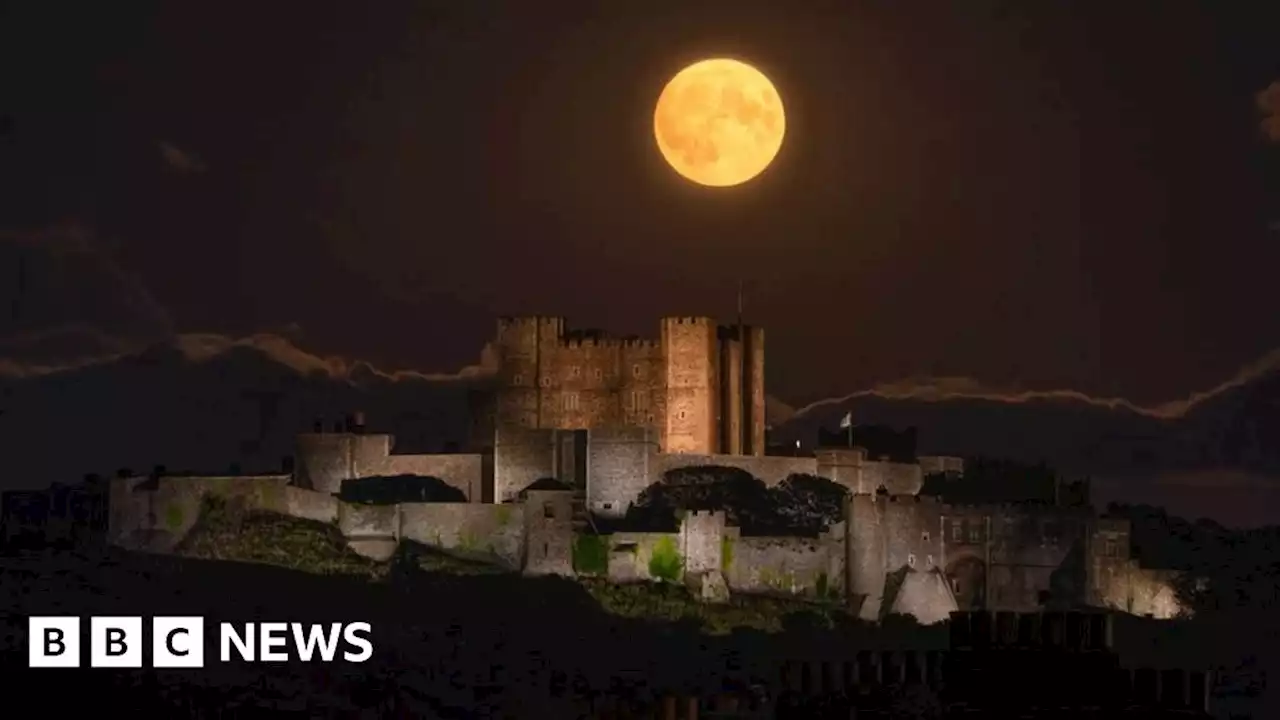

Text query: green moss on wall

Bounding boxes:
[496,505,512,526]
[721,535,735,571]
[573,533,609,575]
[251,482,285,511]
[459,530,479,551]
[164,502,185,531]
[759,565,794,592]
[816,572,829,598]
[649,535,684,582]
[206,477,234,497]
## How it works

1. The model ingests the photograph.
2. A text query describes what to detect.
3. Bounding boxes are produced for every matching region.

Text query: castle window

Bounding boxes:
[513,374,524,385]
[563,393,580,412]
[570,366,581,378]
[543,502,555,519]
[969,524,981,543]
[907,553,916,567]
[540,376,552,388]
[592,368,602,380]
[602,502,613,511]
[646,414,655,423]
[1104,539,1117,557]
[632,364,642,378]
[952,521,963,542]
[678,410,686,420]
[543,542,549,558]
[921,531,930,544]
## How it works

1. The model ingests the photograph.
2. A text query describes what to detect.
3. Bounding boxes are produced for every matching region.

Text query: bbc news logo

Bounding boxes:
[28,617,373,668]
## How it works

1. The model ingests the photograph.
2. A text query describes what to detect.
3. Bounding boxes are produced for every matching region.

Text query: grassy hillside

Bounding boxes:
[174,496,849,635]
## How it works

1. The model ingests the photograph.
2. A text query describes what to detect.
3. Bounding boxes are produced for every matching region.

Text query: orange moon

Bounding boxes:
[653,58,786,188]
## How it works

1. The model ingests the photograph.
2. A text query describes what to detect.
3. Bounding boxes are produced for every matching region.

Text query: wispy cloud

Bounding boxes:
[0,327,497,383]
[158,140,207,173]
[787,346,1280,423]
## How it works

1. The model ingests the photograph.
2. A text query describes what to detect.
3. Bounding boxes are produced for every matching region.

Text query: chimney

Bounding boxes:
[352,410,366,434]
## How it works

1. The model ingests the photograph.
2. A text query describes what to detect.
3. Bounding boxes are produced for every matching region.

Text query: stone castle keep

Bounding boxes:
[102,315,1185,624]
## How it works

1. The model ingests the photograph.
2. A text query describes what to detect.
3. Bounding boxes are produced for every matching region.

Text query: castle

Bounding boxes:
[474,315,766,456]
[89,315,1185,624]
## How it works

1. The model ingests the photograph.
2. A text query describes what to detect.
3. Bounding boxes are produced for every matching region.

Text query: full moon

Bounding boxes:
[653,58,786,188]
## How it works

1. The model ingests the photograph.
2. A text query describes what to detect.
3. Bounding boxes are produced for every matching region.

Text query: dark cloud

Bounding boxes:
[0,223,173,343]
[158,140,207,173]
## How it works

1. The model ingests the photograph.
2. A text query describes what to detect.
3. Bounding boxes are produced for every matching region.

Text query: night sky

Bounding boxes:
[2,1,1278,409]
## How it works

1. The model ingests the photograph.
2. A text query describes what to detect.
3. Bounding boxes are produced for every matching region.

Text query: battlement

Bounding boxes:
[558,334,660,351]
[662,315,713,327]
[496,316,565,339]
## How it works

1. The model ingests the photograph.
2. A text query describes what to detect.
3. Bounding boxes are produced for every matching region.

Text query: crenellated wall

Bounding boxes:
[485,316,767,458]
[107,430,1186,625]
[816,448,924,496]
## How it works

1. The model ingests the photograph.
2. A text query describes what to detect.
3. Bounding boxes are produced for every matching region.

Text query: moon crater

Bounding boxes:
[653,58,786,187]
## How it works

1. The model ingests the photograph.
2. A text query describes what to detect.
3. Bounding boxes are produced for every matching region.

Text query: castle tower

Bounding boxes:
[494,316,564,429]
[660,317,719,454]
[743,326,766,455]
[717,327,744,455]
[847,494,888,621]
[714,324,766,457]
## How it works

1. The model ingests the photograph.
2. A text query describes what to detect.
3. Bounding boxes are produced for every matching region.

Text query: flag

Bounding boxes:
[838,411,852,429]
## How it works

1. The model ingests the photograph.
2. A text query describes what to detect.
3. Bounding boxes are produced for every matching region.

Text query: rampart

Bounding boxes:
[816,448,924,495]
[106,426,1186,626]
[722,522,847,600]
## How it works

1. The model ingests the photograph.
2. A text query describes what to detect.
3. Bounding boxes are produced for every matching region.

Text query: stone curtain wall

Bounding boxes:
[293,431,484,500]
[586,427,659,516]
[401,502,525,569]
[379,453,484,502]
[493,427,557,504]
[108,474,292,551]
[723,524,846,600]
[605,531,684,583]
[109,474,526,568]
[816,449,924,495]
